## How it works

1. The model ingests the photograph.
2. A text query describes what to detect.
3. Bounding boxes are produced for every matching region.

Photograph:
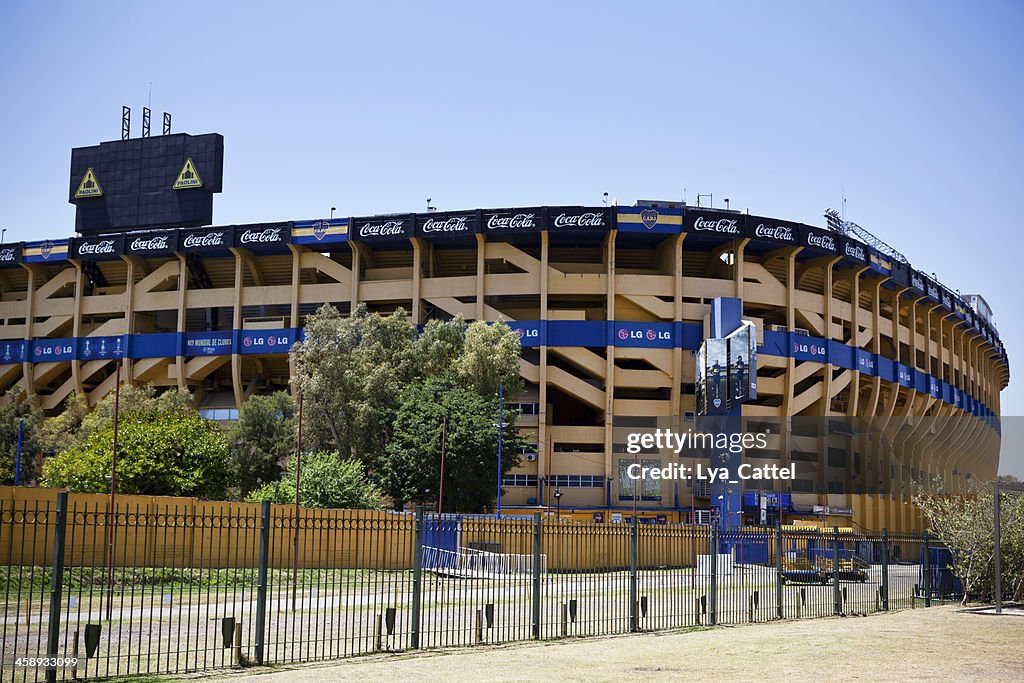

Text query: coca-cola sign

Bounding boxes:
[415,212,478,239]
[73,235,123,260]
[692,216,741,234]
[78,240,116,255]
[843,241,866,262]
[0,246,20,263]
[752,223,794,242]
[804,231,837,252]
[422,216,468,233]
[129,235,170,252]
[546,207,609,231]
[552,211,605,229]
[179,228,234,252]
[353,215,412,241]
[183,232,225,248]
[239,228,284,245]
[232,223,290,249]
[482,209,541,234]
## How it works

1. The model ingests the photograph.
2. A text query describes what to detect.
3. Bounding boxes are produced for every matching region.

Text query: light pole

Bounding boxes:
[330,207,336,220]
[1,228,6,243]
[437,416,447,514]
[292,390,303,611]
[105,360,122,620]
[496,383,504,518]
[13,418,23,485]
[554,488,562,520]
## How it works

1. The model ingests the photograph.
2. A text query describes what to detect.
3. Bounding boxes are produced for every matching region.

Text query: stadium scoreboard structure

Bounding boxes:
[0,131,1009,533]
[69,133,224,234]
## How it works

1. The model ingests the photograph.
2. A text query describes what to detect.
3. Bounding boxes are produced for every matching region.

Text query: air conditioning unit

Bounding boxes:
[525,453,537,462]
[683,411,695,422]
[794,328,809,336]
[769,324,788,333]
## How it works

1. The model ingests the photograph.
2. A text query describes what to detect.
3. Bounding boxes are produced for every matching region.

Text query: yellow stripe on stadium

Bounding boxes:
[291,226,349,237]
[24,245,69,257]
[617,213,683,225]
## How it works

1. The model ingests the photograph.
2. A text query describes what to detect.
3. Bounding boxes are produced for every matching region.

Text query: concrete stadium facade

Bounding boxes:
[0,202,1008,532]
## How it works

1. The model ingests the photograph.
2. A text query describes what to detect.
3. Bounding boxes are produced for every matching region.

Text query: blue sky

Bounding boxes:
[1,1,1021,474]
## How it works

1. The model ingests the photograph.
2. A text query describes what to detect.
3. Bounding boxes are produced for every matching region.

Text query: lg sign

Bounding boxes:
[618,328,670,341]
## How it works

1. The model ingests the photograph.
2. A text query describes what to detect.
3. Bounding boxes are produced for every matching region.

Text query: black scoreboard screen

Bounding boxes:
[69,132,224,234]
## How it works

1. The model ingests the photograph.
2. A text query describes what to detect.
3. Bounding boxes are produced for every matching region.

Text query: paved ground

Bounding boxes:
[199,604,1024,682]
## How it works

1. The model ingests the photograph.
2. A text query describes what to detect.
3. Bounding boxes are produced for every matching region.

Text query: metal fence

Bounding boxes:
[1,494,940,682]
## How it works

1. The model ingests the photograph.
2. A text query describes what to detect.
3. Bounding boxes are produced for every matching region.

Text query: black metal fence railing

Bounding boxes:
[0,495,938,682]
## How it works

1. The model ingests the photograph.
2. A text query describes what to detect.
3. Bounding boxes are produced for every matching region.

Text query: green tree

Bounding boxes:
[41,386,194,455]
[455,319,524,398]
[380,376,524,512]
[292,307,525,469]
[228,391,296,495]
[291,304,420,465]
[247,450,383,509]
[0,388,42,485]
[914,481,1024,604]
[41,390,232,499]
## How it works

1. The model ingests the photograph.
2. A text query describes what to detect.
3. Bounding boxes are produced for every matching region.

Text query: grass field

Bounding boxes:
[201,605,1024,682]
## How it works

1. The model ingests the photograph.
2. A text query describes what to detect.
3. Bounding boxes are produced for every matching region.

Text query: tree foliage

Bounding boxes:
[292,305,524,478]
[41,389,232,499]
[291,304,419,464]
[0,388,42,485]
[914,482,1024,604]
[228,391,296,495]
[41,386,194,456]
[380,376,524,512]
[246,451,383,509]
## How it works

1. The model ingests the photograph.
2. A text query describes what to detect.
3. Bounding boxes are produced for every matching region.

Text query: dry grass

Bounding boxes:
[202,605,1024,682]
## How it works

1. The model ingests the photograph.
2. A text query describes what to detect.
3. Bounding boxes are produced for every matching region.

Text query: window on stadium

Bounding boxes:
[502,474,539,487]
[549,475,604,488]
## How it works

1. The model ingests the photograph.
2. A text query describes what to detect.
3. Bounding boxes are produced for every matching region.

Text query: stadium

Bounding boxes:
[0,129,1008,533]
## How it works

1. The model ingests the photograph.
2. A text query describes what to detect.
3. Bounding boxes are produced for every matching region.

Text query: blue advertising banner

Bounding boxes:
[616,206,682,234]
[508,320,544,347]
[675,322,703,350]
[547,321,605,347]
[184,331,234,357]
[828,341,855,370]
[856,349,876,375]
[790,335,828,363]
[760,329,789,357]
[238,328,297,355]
[0,325,994,422]
[129,332,180,359]
[78,335,127,360]
[23,239,70,264]
[0,340,27,364]
[612,321,674,349]
[292,219,349,246]
[877,356,895,383]
[30,339,75,362]
[896,364,914,388]
[868,250,892,276]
